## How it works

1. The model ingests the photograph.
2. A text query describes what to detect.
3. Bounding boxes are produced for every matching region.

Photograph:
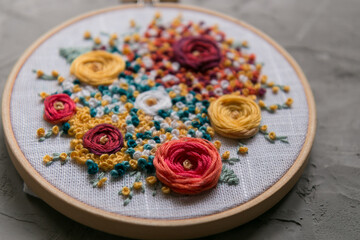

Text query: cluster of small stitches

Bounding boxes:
[35,12,293,205]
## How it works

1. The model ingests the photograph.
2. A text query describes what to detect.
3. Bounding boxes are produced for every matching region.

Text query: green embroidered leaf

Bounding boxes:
[123,198,131,206]
[135,172,142,182]
[219,166,239,186]
[223,157,240,165]
[141,185,145,193]
[45,131,52,138]
[45,161,54,167]
[59,47,91,63]
[130,171,138,176]
[39,137,45,142]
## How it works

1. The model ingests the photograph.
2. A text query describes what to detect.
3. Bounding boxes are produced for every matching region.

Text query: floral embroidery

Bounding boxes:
[83,124,124,155]
[34,13,295,204]
[208,95,261,139]
[70,50,125,86]
[153,138,222,195]
[43,94,76,124]
[173,36,222,72]
[134,89,172,115]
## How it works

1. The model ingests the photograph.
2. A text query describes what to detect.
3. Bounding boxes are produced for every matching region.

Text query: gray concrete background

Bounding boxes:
[0,0,359,239]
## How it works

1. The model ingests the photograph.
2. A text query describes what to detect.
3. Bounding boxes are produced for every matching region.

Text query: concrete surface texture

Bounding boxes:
[0,0,359,239]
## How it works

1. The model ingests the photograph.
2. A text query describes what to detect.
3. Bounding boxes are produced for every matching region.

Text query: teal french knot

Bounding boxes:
[86,159,99,174]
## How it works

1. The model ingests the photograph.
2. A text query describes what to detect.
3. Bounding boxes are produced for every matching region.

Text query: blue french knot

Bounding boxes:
[145,162,155,174]
[127,139,137,148]
[153,136,161,143]
[137,158,147,170]
[143,144,152,150]
[111,162,130,178]
[131,116,140,127]
[90,108,97,117]
[62,122,70,134]
[148,155,154,163]
[125,148,135,157]
[86,159,99,174]
[125,133,133,140]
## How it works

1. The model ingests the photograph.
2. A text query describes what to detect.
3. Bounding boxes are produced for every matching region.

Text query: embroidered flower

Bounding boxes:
[134,89,172,115]
[208,95,261,139]
[83,124,124,155]
[43,94,76,124]
[70,51,125,86]
[173,36,221,72]
[153,138,222,195]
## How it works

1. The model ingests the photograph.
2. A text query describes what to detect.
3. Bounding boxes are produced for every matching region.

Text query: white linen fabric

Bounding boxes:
[10,6,309,220]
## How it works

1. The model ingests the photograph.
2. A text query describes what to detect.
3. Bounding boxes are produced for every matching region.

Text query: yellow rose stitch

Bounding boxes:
[52,125,59,135]
[260,125,268,132]
[146,176,157,185]
[37,128,45,137]
[161,186,171,194]
[122,186,130,196]
[43,155,53,164]
[70,51,125,86]
[238,147,248,154]
[208,95,261,139]
[133,182,143,190]
[222,151,230,160]
[269,132,277,140]
[269,105,278,112]
[59,153,67,161]
[286,98,294,107]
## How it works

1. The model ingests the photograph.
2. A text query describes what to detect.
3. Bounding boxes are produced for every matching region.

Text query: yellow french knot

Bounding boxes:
[70,51,125,86]
[208,95,261,139]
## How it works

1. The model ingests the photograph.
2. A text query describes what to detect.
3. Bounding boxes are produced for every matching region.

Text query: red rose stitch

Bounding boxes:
[173,36,222,72]
[43,94,76,124]
[83,124,124,155]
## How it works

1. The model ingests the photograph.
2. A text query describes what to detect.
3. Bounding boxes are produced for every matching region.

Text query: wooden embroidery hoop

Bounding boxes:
[2,3,316,239]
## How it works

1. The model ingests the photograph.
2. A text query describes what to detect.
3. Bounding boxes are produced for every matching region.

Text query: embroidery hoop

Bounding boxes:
[2,3,316,239]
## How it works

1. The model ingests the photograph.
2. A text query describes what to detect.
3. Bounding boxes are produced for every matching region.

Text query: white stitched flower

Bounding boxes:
[142,150,150,157]
[195,130,203,138]
[160,122,169,129]
[126,125,135,134]
[171,129,179,136]
[148,139,156,147]
[134,89,172,115]
[160,134,166,143]
[136,138,143,146]
[96,107,104,118]
[111,114,119,123]
[88,98,98,108]
[170,111,180,120]
[133,151,142,160]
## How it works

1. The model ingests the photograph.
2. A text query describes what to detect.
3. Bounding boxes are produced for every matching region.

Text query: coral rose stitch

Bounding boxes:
[153,137,222,195]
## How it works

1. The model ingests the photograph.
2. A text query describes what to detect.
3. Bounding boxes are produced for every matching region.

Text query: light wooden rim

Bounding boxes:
[2,3,316,239]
